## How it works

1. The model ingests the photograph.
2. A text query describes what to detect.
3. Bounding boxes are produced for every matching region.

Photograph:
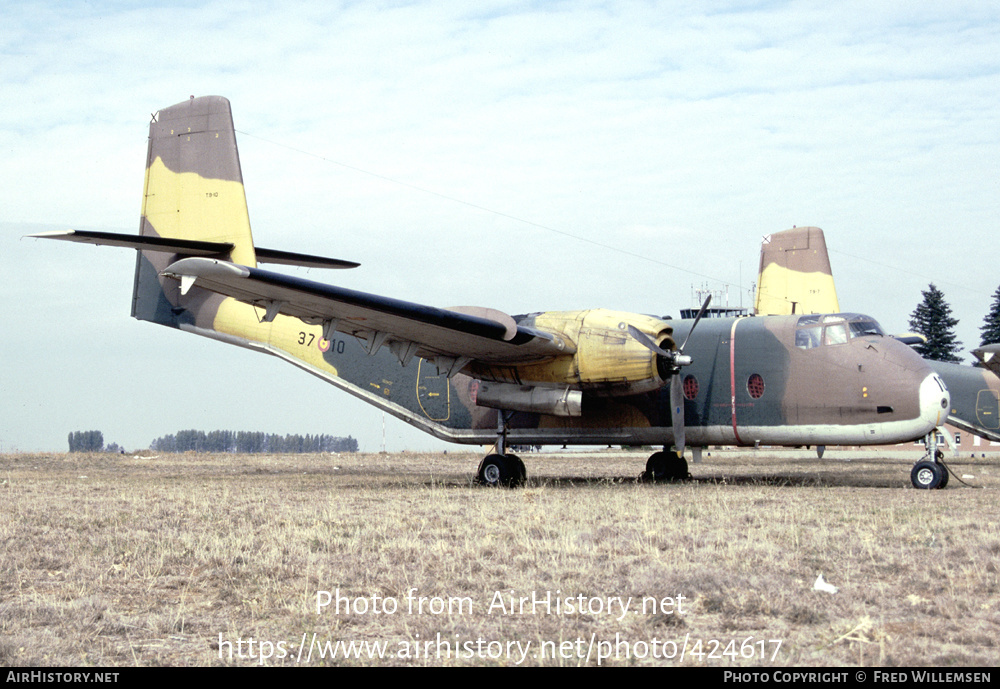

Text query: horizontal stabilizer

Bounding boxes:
[27,230,359,269]
[27,230,233,256]
[160,257,564,366]
[255,247,359,269]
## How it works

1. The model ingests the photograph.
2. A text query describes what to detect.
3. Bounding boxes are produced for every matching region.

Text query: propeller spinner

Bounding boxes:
[627,295,711,454]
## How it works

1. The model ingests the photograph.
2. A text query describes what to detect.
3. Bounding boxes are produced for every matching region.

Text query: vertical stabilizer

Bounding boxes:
[132,96,256,326]
[755,226,840,315]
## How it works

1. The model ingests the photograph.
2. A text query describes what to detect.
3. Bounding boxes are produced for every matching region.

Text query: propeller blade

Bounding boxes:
[627,324,670,357]
[677,294,712,354]
[629,296,711,423]
[670,371,685,454]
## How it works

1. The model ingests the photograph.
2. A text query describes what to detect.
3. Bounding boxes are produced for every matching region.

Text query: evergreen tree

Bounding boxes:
[909,283,962,363]
[981,284,1000,346]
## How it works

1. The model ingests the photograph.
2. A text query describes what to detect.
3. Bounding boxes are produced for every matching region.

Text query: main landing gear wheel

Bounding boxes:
[911,460,947,490]
[477,454,525,488]
[642,450,689,482]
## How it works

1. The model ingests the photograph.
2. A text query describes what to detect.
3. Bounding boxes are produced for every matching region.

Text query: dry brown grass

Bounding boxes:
[1,448,997,666]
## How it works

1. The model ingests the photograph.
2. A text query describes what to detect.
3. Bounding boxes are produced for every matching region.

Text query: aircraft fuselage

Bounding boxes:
[490,311,947,448]
[201,300,946,449]
[929,360,1000,442]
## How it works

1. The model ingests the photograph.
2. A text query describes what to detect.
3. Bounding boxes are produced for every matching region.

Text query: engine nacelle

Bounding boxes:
[468,309,675,397]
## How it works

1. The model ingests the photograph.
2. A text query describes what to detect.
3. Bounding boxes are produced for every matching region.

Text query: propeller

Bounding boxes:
[627,295,712,455]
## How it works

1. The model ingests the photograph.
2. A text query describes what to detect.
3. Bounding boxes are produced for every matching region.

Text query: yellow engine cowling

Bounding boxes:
[469,309,676,396]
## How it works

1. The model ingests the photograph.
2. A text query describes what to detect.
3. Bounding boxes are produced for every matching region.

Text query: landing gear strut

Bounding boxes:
[642,448,689,482]
[911,431,949,489]
[477,411,526,488]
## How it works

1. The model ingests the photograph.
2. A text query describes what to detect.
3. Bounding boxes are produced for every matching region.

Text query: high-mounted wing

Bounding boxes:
[161,257,569,373]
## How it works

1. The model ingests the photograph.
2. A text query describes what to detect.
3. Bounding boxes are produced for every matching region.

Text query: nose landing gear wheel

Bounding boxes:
[911,460,946,489]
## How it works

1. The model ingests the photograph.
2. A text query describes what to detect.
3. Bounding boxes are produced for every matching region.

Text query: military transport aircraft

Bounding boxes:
[31,96,950,487]
[755,226,1000,489]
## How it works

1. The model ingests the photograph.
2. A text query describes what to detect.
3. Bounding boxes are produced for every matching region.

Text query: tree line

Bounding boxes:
[149,430,358,453]
[909,283,1000,363]
[68,430,105,452]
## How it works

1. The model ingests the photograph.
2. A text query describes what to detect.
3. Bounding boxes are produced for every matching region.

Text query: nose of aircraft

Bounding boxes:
[919,373,950,429]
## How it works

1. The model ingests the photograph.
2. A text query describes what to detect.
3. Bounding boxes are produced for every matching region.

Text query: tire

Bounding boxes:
[477,454,522,488]
[643,451,688,482]
[507,454,527,484]
[911,461,945,490]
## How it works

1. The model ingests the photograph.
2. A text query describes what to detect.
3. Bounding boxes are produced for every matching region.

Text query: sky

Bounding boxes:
[3,0,998,453]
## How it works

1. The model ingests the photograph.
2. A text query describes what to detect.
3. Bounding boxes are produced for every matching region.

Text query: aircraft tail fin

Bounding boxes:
[132,95,256,327]
[755,226,840,316]
[28,96,358,330]
[974,344,1000,378]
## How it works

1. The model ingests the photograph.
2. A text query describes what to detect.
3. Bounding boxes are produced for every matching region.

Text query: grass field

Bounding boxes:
[1,448,998,667]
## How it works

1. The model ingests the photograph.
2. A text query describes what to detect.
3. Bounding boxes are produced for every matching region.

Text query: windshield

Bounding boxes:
[795,314,884,349]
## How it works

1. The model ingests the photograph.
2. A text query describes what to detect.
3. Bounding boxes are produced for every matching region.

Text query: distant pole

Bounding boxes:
[381,411,386,453]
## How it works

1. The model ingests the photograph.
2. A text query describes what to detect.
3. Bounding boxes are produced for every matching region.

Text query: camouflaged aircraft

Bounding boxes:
[755,226,1000,489]
[32,96,950,487]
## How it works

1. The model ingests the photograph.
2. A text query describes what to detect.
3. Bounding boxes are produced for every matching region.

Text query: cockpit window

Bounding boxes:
[795,327,821,349]
[795,314,885,349]
[848,318,884,338]
[824,322,848,345]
